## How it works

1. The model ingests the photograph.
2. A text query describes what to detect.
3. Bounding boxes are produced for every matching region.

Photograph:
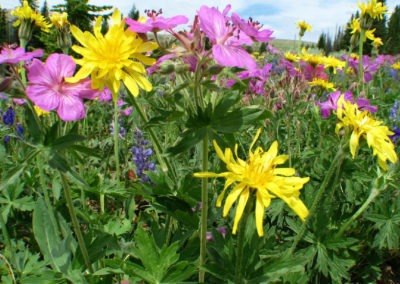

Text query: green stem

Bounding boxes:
[337,187,380,238]
[0,213,11,249]
[288,144,345,255]
[234,195,254,284]
[130,95,177,181]
[61,173,93,273]
[0,254,16,284]
[199,135,209,283]
[113,98,121,182]
[358,30,365,91]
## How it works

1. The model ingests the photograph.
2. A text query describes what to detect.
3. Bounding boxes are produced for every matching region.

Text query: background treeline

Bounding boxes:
[317,0,400,55]
[0,0,140,52]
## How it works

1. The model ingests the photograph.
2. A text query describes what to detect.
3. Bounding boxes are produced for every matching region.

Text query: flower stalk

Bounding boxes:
[288,143,346,255]
[199,135,209,283]
[60,173,93,273]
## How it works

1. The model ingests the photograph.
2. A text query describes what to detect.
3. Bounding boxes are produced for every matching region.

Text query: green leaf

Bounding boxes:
[167,128,208,156]
[103,218,133,236]
[25,104,43,144]
[50,133,85,151]
[33,197,71,273]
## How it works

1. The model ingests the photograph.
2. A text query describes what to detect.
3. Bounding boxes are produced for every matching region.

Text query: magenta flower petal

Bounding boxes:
[198,5,229,42]
[26,85,60,110]
[212,44,257,69]
[26,53,97,121]
[27,58,56,86]
[57,95,86,121]
[0,47,43,64]
[46,53,76,80]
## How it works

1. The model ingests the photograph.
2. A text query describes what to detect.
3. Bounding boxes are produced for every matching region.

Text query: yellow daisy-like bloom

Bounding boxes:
[11,1,51,32]
[335,95,397,170]
[299,48,324,67]
[309,78,336,91]
[194,129,310,237]
[284,52,299,62]
[349,18,361,34]
[297,20,312,37]
[66,9,158,99]
[358,0,387,20]
[322,56,346,73]
[391,62,400,71]
[50,12,69,29]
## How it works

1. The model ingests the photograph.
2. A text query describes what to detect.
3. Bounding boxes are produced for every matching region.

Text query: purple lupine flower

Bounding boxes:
[389,101,400,144]
[2,107,15,125]
[131,129,156,183]
[110,119,126,139]
[126,9,188,33]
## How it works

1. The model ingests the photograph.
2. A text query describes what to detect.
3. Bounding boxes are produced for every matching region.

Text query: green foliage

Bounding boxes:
[51,0,113,31]
[385,5,400,54]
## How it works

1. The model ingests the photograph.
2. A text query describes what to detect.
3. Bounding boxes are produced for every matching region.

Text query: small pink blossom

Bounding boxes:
[26,54,98,121]
[198,5,256,70]
[0,46,43,65]
[126,9,188,33]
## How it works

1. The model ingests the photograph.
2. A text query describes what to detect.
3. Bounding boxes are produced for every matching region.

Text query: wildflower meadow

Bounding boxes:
[1,0,400,283]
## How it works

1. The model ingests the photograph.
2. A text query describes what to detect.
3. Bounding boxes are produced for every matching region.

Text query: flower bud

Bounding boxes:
[208,64,224,75]
[0,77,13,92]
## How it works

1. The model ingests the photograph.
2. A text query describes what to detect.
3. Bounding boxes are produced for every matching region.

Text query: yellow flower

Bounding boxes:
[335,95,397,170]
[50,12,69,29]
[284,52,299,62]
[309,78,336,91]
[11,1,51,32]
[322,56,346,73]
[66,9,158,99]
[358,0,387,20]
[297,20,312,37]
[391,62,400,70]
[34,105,50,116]
[194,129,310,237]
[349,18,361,34]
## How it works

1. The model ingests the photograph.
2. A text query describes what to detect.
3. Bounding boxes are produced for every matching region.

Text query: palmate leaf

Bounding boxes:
[366,213,400,250]
[0,181,34,222]
[126,226,195,283]
[167,92,271,155]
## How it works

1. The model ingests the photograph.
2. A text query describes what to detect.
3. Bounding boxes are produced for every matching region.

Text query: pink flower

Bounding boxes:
[197,5,256,70]
[315,91,353,118]
[231,13,274,43]
[126,9,188,33]
[316,91,377,118]
[0,46,43,65]
[26,53,98,121]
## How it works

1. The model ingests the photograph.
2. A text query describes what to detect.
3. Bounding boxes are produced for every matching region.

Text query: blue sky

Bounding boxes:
[1,0,399,42]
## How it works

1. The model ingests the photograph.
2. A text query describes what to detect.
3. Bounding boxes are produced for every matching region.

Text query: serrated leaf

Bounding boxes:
[103,218,133,236]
